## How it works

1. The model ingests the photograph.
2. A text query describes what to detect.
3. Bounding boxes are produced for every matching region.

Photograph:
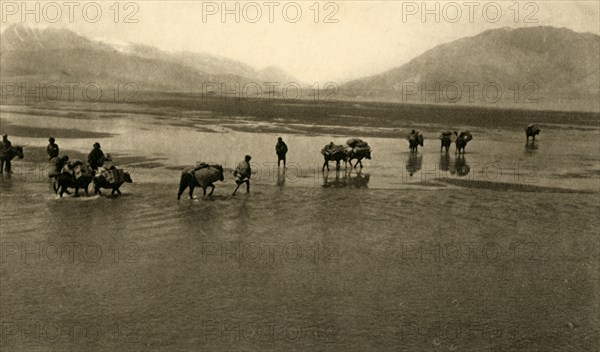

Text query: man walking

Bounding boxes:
[275,137,288,167]
[233,155,252,195]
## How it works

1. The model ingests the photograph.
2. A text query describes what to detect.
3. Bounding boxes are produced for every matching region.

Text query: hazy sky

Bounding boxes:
[1,1,599,82]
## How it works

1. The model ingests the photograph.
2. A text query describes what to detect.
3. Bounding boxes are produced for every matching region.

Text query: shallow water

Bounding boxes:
[1,105,599,351]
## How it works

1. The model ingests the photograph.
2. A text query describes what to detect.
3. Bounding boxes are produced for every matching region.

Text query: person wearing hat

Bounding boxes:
[0,134,13,173]
[88,142,106,171]
[232,155,252,195]
[275,137,288,168]
[47,137,59,160]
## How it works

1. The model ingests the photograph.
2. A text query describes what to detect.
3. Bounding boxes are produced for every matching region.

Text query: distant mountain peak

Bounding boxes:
[342,26,600,111]
[1,23,299,92]
[93,37,134,54]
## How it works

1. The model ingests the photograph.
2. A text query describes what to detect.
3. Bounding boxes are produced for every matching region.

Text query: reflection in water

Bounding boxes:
[322,169,370,189]
[450,155,471,177]
[323,169,346,188]
[277,167,286,187]
[348,170,370,189]
[0,173,15,191]
[525,141,539,155]
[439,153,450,172]
[405,154,423,177]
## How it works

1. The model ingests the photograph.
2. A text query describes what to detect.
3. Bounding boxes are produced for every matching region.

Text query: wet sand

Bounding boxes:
[1,98,599,351]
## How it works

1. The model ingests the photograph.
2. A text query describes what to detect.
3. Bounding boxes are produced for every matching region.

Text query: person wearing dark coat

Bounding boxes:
[0,134,13,173]
[47,137,59,160]
[88,142,106,171]
[275,137,288,167]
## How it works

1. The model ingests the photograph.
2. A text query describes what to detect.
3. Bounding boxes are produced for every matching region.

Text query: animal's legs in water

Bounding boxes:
[51,178,65,194]
[177,182,187,200]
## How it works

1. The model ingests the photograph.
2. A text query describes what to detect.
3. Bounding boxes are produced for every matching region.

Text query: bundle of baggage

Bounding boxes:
[457,131,473,142]
[439,131,454,140]
[97,165,127,184]
[58,159,93,179]
[321,142,347,157]
[48,155,68,178]
[407,131,424,146]
[346,138,372,154]
[186,162,225,180]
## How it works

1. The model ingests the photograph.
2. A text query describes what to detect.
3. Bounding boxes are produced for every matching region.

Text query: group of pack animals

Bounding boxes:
[1,125,541,198]
[48,158,133,198]
[320,125,541,170]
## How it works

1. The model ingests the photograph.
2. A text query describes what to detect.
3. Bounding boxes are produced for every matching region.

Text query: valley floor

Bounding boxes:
[0,97,598,351]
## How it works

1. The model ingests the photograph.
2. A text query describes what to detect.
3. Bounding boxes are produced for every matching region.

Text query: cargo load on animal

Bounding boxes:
[178,163,225,199]
[321,143,348,171]
[407,131,424,152]
[94,166,133,196]
[346,138,372,168]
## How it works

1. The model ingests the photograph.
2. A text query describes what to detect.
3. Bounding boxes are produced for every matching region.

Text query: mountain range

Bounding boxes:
[341,26,600,111]
[0,24,299,92]
[1,24,598,111]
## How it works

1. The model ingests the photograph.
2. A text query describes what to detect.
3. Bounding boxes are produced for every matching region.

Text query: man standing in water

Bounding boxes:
[47,137,59,160]
[88,142,106,171]
[233,155,252,195]
[0,134,13,173]
[275,137,288,167]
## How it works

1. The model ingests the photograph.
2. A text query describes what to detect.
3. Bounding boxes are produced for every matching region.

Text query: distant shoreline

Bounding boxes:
[2,92,599,133]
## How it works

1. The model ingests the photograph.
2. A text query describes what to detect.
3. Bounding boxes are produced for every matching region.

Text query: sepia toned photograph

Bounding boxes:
[0,1,598,351]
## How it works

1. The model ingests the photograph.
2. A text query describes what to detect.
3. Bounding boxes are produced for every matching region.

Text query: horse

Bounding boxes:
[0,146,24,173]
[177,164,224,200]
[439,133,453,153]
[93,170,133,196]
[525,125,540,141]
[454,131,473,154]
[347,147,372,169]
[321,144,348,171]
[408,134,424,153]
[56,162,94,197]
